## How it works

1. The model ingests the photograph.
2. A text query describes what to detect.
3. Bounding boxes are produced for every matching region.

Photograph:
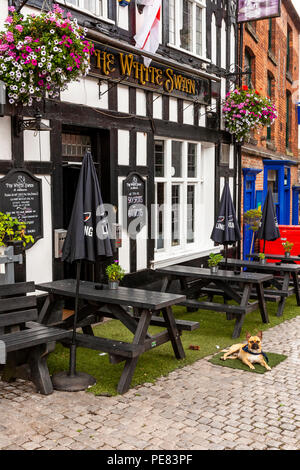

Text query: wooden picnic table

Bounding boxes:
[221,258,300,317]
[247,253,300,264]
[36,280,198,394]
[157,265,274,339]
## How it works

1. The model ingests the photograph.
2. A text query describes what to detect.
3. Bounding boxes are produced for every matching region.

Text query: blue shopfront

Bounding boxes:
[243,160,296,257]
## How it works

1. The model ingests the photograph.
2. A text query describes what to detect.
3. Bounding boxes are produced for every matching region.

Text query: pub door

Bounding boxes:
[61,128,111,283]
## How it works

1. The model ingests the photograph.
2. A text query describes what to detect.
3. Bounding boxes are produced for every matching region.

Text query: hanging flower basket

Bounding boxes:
[223,86,278,142]
[0,5,94,106]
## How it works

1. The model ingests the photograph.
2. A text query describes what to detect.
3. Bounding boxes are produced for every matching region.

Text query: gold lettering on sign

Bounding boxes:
[94,49,198,97]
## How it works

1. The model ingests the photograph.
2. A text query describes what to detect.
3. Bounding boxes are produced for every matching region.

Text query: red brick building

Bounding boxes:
[240,0,300,256]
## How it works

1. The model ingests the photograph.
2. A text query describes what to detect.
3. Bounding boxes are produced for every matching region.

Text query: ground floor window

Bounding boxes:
[154,138,201,256]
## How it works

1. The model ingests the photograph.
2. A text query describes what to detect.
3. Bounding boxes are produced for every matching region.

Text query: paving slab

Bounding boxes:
[0,316,300,450]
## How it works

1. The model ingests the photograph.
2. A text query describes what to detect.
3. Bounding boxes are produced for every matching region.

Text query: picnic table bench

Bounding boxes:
[157,265,274,338]
[221,259,300,317]
[0,282,72,395]
[36,280,198,394]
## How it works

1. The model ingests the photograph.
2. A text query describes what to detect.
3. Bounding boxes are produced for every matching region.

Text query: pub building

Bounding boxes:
[0,0,238,287]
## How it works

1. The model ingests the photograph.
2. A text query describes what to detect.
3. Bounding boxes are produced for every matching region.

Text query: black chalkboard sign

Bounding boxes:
[123,172,146,233]
[0,169,43,249]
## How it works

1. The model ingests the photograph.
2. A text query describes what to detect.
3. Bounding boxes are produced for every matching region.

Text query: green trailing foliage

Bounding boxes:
[0,211,34,248]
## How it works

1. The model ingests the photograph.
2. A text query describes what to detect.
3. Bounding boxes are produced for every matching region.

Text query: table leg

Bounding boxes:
[117,310,152,395]
[255,283,269,324]
[291,272,300,306]
[232,284,251,339]
[276,273,290,317]
[161,276,171,293]
[162,307,185,360]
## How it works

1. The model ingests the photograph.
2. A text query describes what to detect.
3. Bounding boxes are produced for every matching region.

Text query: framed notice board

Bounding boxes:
[0,169,43,249]
[123,172,146,233]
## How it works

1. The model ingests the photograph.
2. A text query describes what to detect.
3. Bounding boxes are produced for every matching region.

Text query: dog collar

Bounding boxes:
[242,345,269,363]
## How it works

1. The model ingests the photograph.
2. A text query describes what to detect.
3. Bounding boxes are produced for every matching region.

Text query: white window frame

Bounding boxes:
[57,0,114,24]
[154,138,202,260]
[168,0,207,61]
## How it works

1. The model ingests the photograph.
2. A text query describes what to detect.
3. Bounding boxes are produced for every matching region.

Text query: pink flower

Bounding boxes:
[31,59,37,66]
[6,31,14,43]
[8,6,16,12]
[5,16,13,24]
[0,44,9,52]
[15,25,23,32]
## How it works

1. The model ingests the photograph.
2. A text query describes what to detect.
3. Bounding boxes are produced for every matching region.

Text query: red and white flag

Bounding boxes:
[134,0,161,67]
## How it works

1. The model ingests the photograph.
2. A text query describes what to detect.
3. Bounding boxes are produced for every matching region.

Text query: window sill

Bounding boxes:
[245,23,259,43]
[286,71,293,84]
[151,246,221,270]
[266,140,277,152]
[167,43,211,64]
[268,50,277,66]
[56,1,115,25]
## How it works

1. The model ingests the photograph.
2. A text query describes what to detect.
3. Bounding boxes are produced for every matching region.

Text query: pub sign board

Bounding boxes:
[0,169,43,249]
[90,43,211,105]
[123,172,146,234]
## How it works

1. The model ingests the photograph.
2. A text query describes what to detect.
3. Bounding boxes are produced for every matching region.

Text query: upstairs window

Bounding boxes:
[286,25,292,74]
[267,72,275,141]
[244,48,255,89]
[268,18,274,53]
[60,0,110,19]
[169,0,206,57]
[286,91,291,150]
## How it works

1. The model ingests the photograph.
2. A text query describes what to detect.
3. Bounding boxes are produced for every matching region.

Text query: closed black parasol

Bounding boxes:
[53,151,113,392]
[257,187,280,252]
[211,182,241,263]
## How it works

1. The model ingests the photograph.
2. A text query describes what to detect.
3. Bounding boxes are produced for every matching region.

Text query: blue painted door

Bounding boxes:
[243,179,255,259]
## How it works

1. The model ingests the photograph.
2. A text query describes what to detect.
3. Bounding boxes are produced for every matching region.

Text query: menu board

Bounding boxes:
[123,172,146,232]
[0,169,43,249]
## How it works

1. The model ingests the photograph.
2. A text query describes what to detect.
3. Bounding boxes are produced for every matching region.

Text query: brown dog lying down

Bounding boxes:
[221,331,271,371]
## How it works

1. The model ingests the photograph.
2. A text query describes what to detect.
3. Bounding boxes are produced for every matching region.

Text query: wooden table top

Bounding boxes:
[247,253,300,262]
[36,280,186,311]
[157,265,274,284]
[221,259,300,272]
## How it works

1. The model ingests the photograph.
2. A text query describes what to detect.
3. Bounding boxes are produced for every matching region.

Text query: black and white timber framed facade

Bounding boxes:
[0,0,239,285]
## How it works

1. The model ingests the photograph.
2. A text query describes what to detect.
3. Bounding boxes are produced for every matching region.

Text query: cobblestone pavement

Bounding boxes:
[0,317,299,450]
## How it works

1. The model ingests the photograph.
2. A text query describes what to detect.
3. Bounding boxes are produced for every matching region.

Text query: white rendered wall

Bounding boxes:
[117,3,129,30]
[118,130,130,166]
[0,117,12,160]
[183,101,194,125]
[136,89,147,116]
[153,94,162,119]
[0,1,8,29]
[61,78,109,110]
[118,85,129,114]
[200,145,217,252]
[118,177,130,273]
[169,97,178,122]
[26,176,53,284]
[136,132,147,166]
[24,124,51,162]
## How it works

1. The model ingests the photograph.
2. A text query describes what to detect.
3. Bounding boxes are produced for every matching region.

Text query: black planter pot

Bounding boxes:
[6,240,26,283]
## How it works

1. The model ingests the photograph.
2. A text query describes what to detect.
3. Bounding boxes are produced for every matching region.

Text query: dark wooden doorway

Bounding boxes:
[61,126,111,284]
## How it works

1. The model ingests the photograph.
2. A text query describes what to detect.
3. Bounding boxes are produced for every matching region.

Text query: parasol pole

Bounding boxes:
[69,260,81,377]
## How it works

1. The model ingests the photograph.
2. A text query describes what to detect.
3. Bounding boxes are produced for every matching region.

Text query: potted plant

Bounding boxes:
[243,208,262,254]
[106,260,125,289]
[282,240,294,258]
[258,252,266,265]
[223,86,277,143]
[208,253,224,274]
[0,212,34,252]
[0,5,94,106]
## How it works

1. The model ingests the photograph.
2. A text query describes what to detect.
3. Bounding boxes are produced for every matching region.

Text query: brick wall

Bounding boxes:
[240,1,300,227]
